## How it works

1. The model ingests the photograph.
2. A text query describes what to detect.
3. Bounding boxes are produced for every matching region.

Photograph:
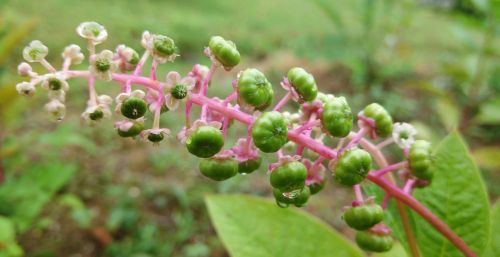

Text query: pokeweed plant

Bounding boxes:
[14,21,482,257]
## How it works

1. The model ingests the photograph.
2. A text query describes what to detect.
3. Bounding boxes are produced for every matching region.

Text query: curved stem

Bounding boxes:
[359,138,421,257]
[61,70,477,257]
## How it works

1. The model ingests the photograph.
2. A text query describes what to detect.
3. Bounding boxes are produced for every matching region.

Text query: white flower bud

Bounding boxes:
[48,89,66,102]
[22,40,49,62]
[76,22,108,44]
[62,44,85,64]
[16,82,36,96]
[17,62,33,77]
[392,122,417,149]
[45,100,66,121]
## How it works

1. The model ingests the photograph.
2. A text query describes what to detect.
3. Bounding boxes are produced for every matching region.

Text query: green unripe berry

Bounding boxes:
[199,157,238,181]
[252,111,288,153]
[293,186,311,207]
[333,148,372,186]
[89,109,104,121]
[186,126,224,158]
[238,157,262,174]
[363,103,393,138]
[273,188,295,208]
[48,79,62,90]
[409,140,433,180]
[308,181,325,195]
[344,204,384,230]
[208,36,240,69]
[270,161,307,192]
[153,35,177,56]
[287,67,318,102]
[321,96,353,137]
[95,59,111,72]
[121,97,147,119]
[171,84,188,100]
[237,68,274,110]
[117,122,144,138]
[148,133,164,143]
[355,231,393,253]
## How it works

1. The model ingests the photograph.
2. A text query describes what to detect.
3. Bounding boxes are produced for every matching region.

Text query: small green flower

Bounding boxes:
[76,21,108,44]
[22,40,49,62]
[142,31,178,63]
[90,50,117,81]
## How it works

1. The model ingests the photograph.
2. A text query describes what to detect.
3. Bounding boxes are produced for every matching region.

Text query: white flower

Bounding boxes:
[114,90,145,113]
[141,128,171,144]
[44,100,66,121]
[81,94,113,125]
[62,44,85,64]
[282,111,301,125]
[22,40,48,62]
[48,89,66,102]
[16,82,36,96]
[41,74,69,91]
[141,31,178,63]
[176,119,222,144]
[76,22,108,45]
[115,44,139,71]
[164,71,195,110]
[89,50,117,81]
[392,122,417,149]
[17,62,34,77]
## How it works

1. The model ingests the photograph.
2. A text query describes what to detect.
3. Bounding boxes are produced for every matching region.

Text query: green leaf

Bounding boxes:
[0,163,78,231]
[483,200,500,257]
[474,98,500,125]
[472,146,500,170]
[434,98,460,130]
[413,132,490,257]
[372,243,407,257]
[0,216,23,257]
[205,194,365,257]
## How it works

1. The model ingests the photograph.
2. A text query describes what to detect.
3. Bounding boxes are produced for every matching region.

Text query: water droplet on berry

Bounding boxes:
[282,189,301,199]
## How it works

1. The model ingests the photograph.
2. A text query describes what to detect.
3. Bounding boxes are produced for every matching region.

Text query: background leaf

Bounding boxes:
[0,216,23,257]
[483,200,500,257]
[472,146,500,170]
[205,194,365,257]
[413,132,490,257]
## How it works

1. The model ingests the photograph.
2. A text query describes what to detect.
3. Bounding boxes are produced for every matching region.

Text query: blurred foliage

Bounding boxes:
[0,0,499,256]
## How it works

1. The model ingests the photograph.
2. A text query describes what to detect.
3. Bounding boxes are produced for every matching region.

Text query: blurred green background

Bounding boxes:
[0,0,499,256]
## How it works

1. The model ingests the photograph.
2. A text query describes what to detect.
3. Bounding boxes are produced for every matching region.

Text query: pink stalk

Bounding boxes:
[61,70,476,257]
[150,60,158,80]
[381,193,391,209]
[403,179,416,194]
[376,138,394,149]
[62,58,72,72]
[124,51,150,92]
[342,127,367,151]
[273,92,292,111]
[371,161,407,177]
[87,76,97,105]
[200,63,217,96]
[353,184,364,202]
[40,59,57,73]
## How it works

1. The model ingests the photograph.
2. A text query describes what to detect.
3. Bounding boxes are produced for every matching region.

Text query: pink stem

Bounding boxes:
[125,51,150,92]
[342,127,367,152]
[368,174,476,257]
[371,161,407,177]
[40,59,57,73]
[381,193,391,209]
[185,100,193,127]
[150,60,158,80]
[61,70,477,257]
[354,184,364,202]
[87,76,97,105]
[200,63,217,96]
[377,138,394,149]
[403,179,416,194]
[273,92,292,111]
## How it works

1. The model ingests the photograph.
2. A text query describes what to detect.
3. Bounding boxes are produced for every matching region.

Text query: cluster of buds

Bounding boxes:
[16,22,438,253]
